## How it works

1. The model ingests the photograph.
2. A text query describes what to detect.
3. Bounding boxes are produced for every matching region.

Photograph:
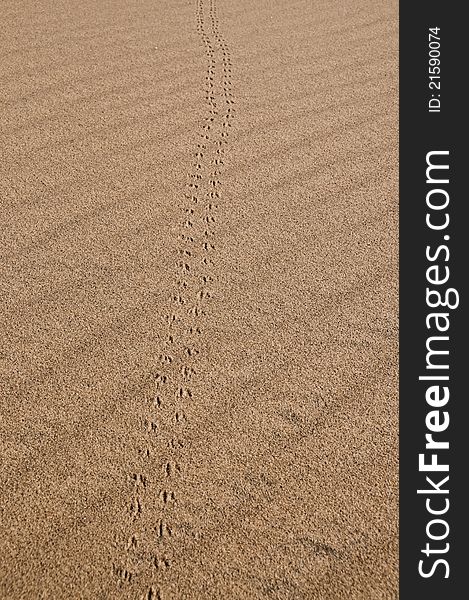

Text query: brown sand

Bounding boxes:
[0,0,398,598]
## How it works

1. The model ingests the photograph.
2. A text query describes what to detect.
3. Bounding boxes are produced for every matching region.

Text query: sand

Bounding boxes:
[0,0,398,598]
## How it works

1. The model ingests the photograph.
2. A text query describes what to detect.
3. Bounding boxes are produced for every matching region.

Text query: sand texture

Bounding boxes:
[0,0,398,598]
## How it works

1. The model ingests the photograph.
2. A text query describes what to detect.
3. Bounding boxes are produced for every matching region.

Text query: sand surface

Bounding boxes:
[0,1,398,598]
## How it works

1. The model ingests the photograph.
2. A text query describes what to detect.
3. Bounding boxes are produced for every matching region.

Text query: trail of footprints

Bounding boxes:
[113,1,234,597]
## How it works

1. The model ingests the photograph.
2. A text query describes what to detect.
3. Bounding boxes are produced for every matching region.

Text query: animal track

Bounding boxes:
[181,365,196,379]
[143,419,159,434]
[131,473,148,489]
[160,490,177,506]
[126,535,139,551]
[168,438,185,450]
[113,564,134,585]
[117,0,234,594]
[156,520,173,539]
[176,387,193,400]
[154,554,172,570]
[175,411,187,424]
[130,497,143,520]
[159,354,173,365]
[144,587,162,600]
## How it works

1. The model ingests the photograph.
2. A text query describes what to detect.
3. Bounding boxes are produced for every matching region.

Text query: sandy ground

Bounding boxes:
[0,0,398,598]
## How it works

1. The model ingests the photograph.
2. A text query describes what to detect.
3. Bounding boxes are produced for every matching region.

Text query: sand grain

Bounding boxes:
[1,0,398,598]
